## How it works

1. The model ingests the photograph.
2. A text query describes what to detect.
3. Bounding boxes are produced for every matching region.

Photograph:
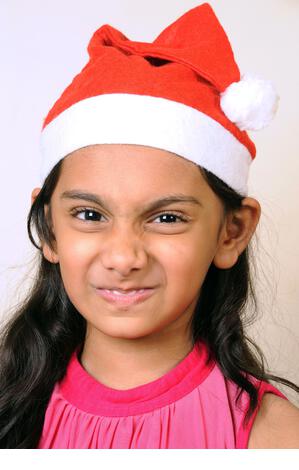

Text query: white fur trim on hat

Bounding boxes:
[40,93,252,195]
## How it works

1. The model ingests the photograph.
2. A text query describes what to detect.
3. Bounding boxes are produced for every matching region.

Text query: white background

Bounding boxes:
[0,0,298,405]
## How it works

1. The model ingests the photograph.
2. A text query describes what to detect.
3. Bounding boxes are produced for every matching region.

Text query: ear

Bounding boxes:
[31,187,59,264]
[43,204,60,264]
[31,187,41,205]
[213,197,261,269]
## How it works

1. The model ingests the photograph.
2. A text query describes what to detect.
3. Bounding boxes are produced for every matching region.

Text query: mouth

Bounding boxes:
[95,287,156,306]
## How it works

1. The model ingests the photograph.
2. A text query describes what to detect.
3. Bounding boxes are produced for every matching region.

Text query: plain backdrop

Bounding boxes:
[0,0,298,406]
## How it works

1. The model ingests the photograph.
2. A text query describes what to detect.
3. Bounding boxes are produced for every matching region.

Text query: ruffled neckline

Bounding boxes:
[58,340,215,417]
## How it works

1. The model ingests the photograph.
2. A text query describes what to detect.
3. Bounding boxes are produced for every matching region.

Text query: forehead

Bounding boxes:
[60,144,201,184]
[53,144,211,208]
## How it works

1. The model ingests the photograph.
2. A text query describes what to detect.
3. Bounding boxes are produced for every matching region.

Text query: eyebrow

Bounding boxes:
[60,190,202,212]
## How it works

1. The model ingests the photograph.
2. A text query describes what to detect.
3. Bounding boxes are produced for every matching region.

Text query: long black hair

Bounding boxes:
[0,155,298,448]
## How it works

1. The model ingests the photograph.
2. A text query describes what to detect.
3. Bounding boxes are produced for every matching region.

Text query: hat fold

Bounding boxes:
[87,3,240,92]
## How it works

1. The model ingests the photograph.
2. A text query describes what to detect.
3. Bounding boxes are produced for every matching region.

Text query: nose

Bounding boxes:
[99,222,148,276]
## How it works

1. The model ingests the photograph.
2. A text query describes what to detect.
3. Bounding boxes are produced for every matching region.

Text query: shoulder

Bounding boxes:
[248,392,299,448]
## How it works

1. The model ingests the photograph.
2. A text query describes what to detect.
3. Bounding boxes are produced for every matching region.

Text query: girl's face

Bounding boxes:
[43,144,227,346]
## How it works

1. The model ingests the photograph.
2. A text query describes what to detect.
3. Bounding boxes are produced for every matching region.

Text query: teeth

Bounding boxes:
[113,290,137,295]
[105,289,145,296]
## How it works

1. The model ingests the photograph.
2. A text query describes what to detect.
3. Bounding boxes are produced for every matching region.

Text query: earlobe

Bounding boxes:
[213,197,261,269]
[213,247,239,269]
[42,243,59,264]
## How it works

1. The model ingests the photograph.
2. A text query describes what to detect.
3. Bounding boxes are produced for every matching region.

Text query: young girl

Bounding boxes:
[0,2,298,449]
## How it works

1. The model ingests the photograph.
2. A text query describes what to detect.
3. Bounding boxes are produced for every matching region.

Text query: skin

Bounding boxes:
[31,143,299,447]
[248,393,299,448]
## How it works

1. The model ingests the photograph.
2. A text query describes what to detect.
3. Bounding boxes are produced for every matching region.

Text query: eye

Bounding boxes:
[70,208,188,224]
[151,212,188,224]
[71,208,103,222]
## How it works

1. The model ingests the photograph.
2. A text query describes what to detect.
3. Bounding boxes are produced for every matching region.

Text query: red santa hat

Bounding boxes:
[39,2,279,195]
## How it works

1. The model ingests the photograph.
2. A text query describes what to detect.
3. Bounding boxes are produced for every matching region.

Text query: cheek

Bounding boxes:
[56,231,97,288]
[157,232,214,293]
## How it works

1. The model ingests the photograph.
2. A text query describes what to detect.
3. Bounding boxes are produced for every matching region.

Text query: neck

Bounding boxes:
[79,327,194,391]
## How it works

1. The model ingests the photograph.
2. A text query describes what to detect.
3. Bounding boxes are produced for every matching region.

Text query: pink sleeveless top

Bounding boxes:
[37,341,288,449]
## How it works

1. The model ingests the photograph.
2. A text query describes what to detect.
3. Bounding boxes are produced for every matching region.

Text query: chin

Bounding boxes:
[94,318,162,340]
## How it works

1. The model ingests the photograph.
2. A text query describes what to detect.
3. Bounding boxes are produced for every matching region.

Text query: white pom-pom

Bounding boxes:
[220,73,279,131]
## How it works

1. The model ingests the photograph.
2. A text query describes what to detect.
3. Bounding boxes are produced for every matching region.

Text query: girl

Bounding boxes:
[0,2,299,449]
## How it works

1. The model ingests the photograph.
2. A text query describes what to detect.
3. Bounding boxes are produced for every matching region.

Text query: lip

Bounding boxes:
[95,288,156,306]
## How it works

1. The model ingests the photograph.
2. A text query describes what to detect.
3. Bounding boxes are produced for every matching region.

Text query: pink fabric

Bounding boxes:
[37,341,288,449]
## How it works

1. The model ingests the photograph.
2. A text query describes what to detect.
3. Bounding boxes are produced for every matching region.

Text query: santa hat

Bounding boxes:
[39,2,279,195]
